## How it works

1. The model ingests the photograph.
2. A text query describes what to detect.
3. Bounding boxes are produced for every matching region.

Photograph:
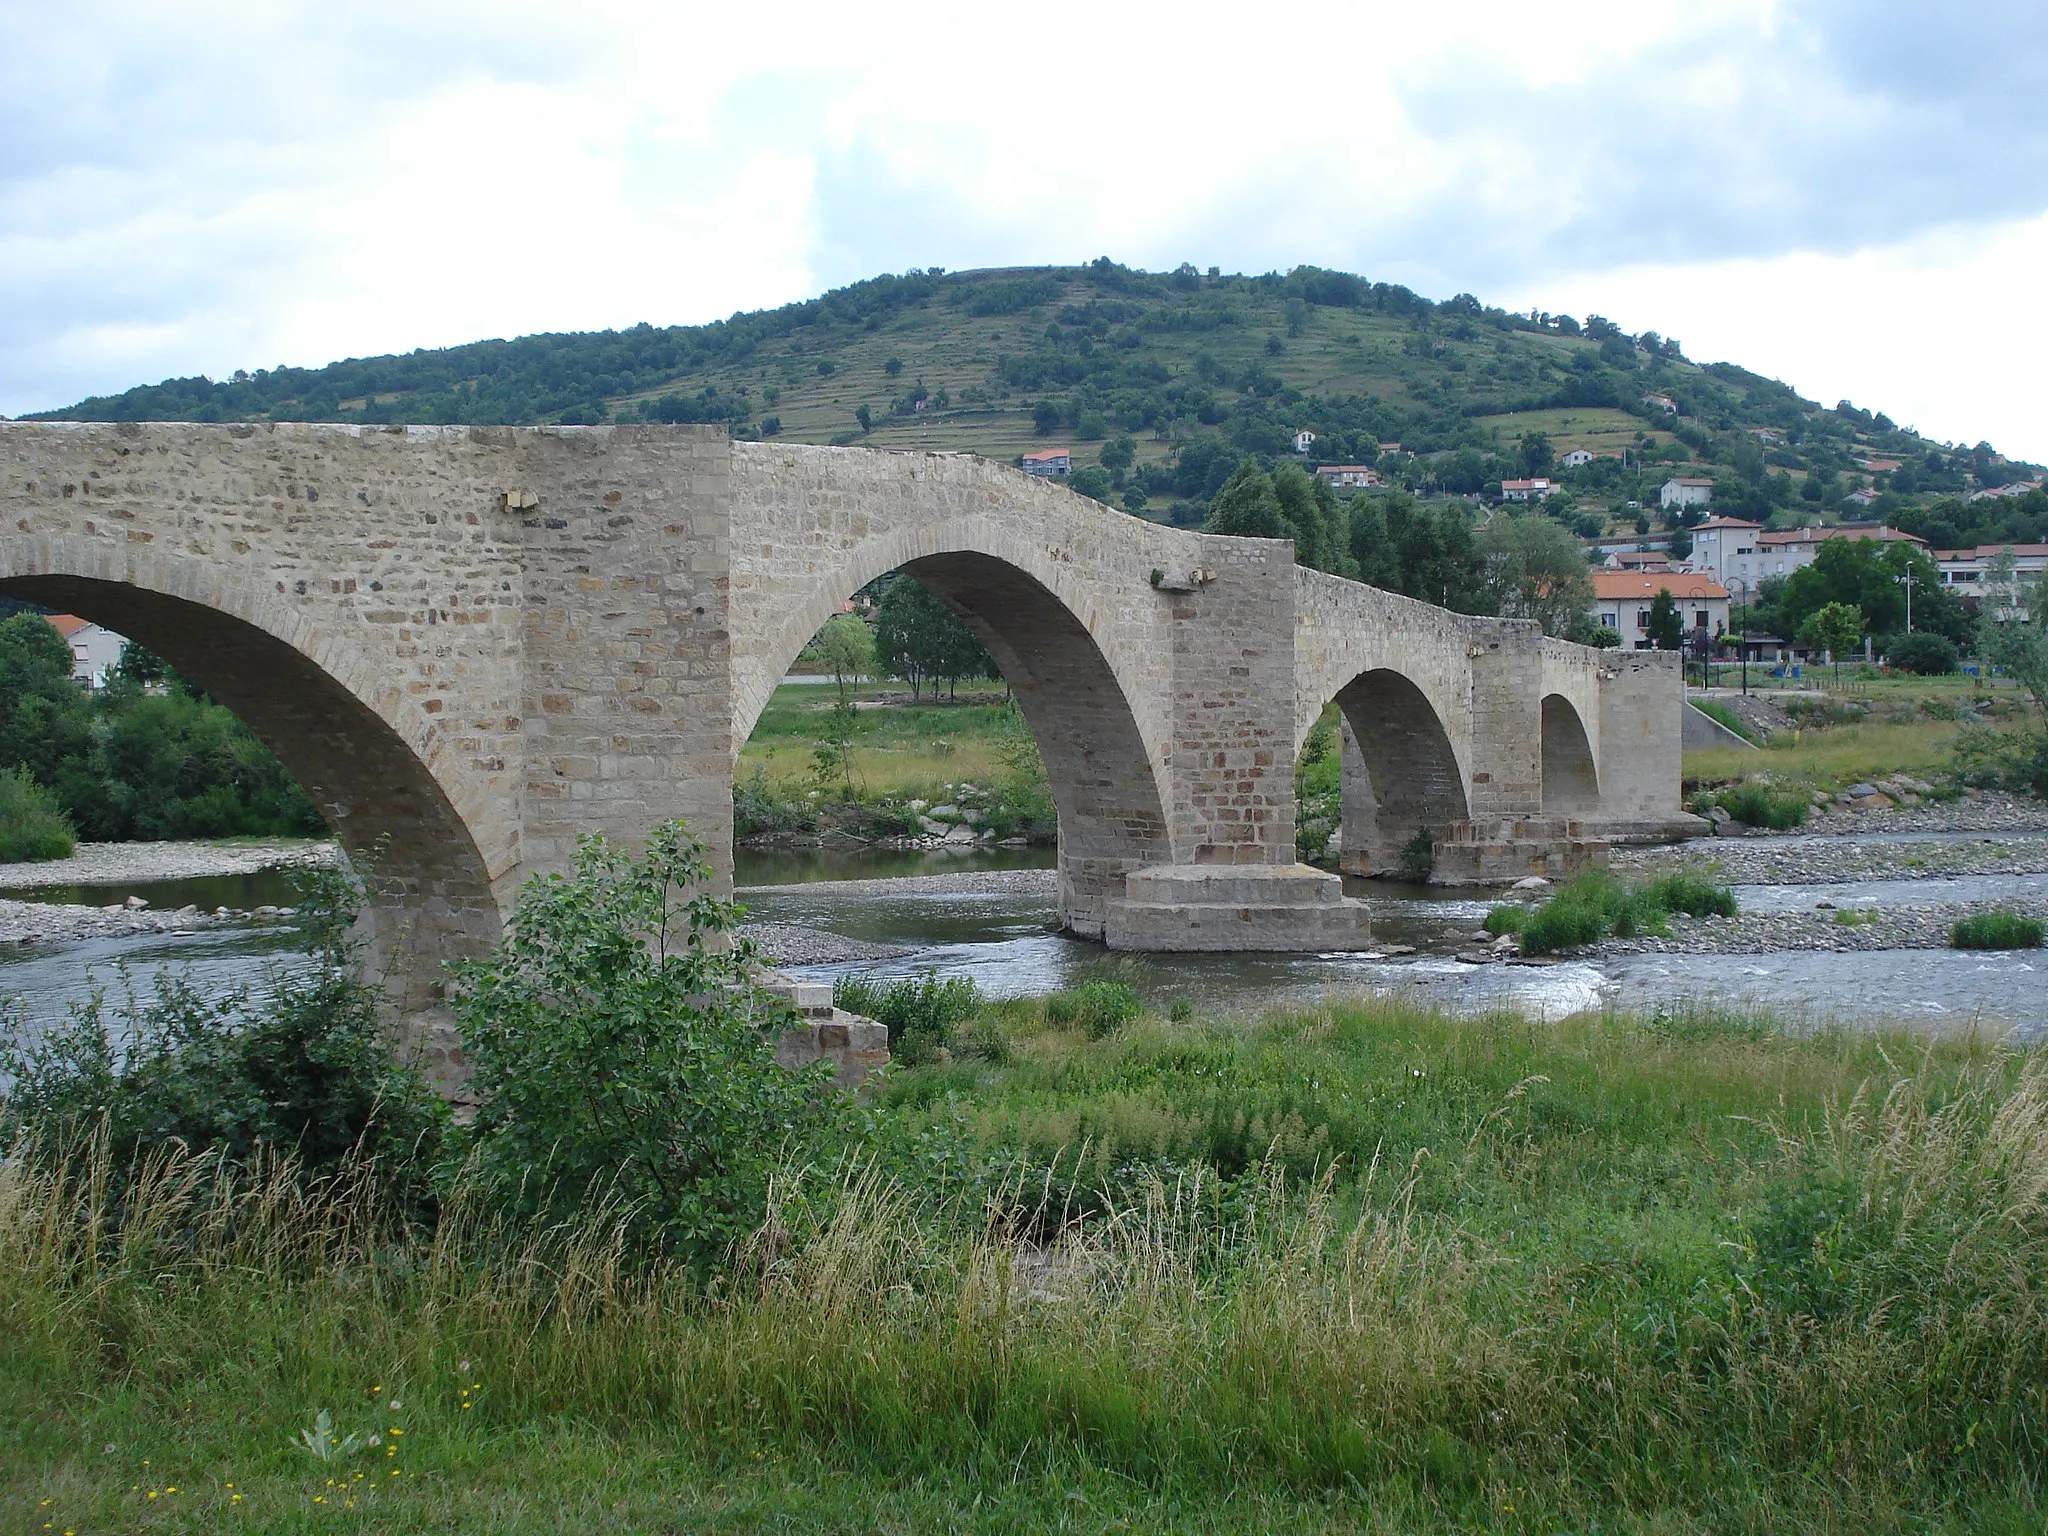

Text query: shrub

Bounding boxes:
[1044,978,1140,1037]
[1169,997,1194,1024]
[1950,912,2044,950]
[1397,824,1436,883]
[451,821,845,1267]
[0,862,444,1214]
[1951,725,2048,799]
[0,766,75,863]
[733,764,818,838]
[1883,632,1959,675]
[834,970,984,1049]
[1717,781,1809,830]
[1518,884,1617,953]
[1482,904,1526,936]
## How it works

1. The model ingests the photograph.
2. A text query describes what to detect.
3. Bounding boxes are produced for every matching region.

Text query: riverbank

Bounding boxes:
[7,998,2042,1535]
[0,837,335,891]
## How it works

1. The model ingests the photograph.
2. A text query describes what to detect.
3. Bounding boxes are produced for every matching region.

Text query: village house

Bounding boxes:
[1560,448,1594,468]
[1753,522,1925,580]
[1019,448,1071,477]
[1686,517,1927,588]
[1934,543,2048,621]
[46,614,127,689]
[1642,392,1678,414]
[1590,572,1730,650]
[1315,465,1381,490]
[1501,478,1553,503]
[1291,429,1316,455]
[1601,550,1675,573]
[1659,476,1715,511]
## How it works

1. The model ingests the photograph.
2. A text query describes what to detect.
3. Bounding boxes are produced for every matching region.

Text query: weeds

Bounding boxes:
[1950,911,2045,950]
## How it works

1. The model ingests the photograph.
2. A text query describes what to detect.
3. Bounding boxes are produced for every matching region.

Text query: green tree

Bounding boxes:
[1520,431,1554,476]
[872,577,995,701]
[884,356,903,376]
[1478,513,1595,637]
[801,613,874,706]
[1646,589,1684,651]
[855,403,872,434]
[1100,434,1136,473]
[1798,601,1866,683]
[1204,459,1349,576]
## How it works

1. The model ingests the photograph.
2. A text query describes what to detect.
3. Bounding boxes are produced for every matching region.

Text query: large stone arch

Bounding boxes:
[731,534,1174,938]
[0,547,505,1038]
[1540,693,1601,815]
[1325,668,1472,878]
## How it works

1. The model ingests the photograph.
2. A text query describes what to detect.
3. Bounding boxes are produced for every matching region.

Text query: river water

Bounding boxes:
[3,848,2044,1042]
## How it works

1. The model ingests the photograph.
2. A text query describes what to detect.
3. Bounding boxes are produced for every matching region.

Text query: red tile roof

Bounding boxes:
[45,614,89,638]
[1592,572,1730,601]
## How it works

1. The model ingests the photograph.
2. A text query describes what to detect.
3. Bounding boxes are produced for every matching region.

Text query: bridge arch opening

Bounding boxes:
[1323,668,1469,878]
[1540,694,1600,814]
[734,550,1172,937]
[0,573,503,1019]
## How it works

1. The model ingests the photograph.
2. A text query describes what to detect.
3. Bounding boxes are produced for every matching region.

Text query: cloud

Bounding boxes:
[2,0,2043,459]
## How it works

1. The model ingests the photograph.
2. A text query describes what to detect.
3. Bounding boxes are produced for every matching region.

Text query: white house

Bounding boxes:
[1683,515,1764,589]
[1560,448,1594,468]
[1934,542,2048,621]
[47,614,128,688]
[1501,478,1553,502]
[1291,429,1317,455]
[1315,465,1380,490]
[1020,448,1071,477]
[1642,392,1678,414]
[1659,477,1715,510]
[1590,572,1730,650]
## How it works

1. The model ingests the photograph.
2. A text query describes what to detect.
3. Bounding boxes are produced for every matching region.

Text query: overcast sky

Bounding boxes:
[4,0,2044,459]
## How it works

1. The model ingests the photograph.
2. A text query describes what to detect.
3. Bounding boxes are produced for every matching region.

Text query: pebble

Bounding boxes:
[741,922,914,965]
[0,838,337,891]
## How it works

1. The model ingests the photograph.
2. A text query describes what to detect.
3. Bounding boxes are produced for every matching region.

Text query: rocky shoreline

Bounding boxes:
[0,895,303,946]
[0,838,337,890]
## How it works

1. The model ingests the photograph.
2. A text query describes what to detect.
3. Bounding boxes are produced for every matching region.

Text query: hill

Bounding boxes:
[24,260,2045,541]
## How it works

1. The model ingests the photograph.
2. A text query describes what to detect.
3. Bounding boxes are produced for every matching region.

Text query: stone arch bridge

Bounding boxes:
[1,424,1685,1032]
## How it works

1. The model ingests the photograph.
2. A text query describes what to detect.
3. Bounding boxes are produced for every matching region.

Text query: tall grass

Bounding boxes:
[6,1004,2046,1529]
[0,766,75,863]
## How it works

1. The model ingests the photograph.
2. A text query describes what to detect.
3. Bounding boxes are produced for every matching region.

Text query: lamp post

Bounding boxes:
[1895,567,1915,634]
[1729,578,1750,696]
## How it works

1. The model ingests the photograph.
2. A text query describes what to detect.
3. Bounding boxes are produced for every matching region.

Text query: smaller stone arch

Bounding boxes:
[1540,693,1601,815]
[1327,669,1470,878]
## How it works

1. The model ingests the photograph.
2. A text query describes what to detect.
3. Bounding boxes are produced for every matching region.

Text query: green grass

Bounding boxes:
[10,997,2046,1533]
[1685,718,1962,789]
[1689,697,1754,741]
[741,680,1018,797]
[1518,870,1736,953]
[1951,911,2045,950]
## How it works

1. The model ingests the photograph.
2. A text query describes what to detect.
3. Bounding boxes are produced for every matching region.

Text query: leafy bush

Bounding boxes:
[1950,911,2044,950]
[1950,724,2048,798]
[1044,978,1140,1037]
[1397,824,1436,883]
[1520,885,1622,954]
[1716,781,1809,829]
[1883,631,1959,675]
[451,821,845,1267]
[834,970,984,1049]
[0,863,444,1213]
[733,764,819,838]
[0,765,75,863]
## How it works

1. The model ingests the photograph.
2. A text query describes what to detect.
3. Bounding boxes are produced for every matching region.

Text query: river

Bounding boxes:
[3,845,2044,1043]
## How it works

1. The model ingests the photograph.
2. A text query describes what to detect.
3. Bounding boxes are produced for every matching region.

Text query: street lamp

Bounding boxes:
[1895,567,1915,634]
[1729,577,1751,696]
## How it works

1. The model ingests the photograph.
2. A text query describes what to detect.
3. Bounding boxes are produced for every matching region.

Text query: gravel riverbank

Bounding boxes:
[0,896,301,946]
[0,839,337,891]
[737,868,1059,900]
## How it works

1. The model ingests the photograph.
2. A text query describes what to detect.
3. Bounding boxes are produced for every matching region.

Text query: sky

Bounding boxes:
[3,0,2044,460]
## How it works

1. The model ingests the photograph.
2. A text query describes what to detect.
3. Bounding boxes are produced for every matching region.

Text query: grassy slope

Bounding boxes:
[30,263,1962,503]
[7,999,2044,1534]
[742,679,1014,795]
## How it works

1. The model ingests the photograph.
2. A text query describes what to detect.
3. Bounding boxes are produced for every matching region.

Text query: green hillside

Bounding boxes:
[26,260,2043,539]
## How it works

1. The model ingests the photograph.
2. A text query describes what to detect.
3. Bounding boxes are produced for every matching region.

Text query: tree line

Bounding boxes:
[0,614,324,854]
